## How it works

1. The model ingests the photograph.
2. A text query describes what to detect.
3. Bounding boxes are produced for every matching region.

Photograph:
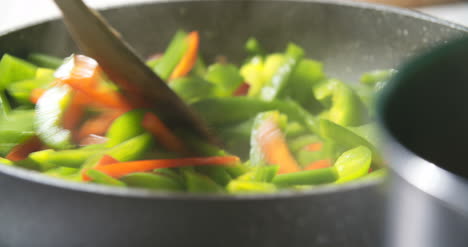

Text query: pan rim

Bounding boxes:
[0,0,464,200]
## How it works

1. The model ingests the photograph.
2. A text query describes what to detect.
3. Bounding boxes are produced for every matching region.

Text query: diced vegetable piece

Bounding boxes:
[237,165,279,182]
[184,171,224,193]
[334,146,372,183]
[6,136,42,161]
[327,82,368,126]
[205,64,243,97]
[169,31,200,80]
[153,30,188,79]
[319,119,382,166]
[77,111,123,141]
[250,111,300,174]
[29,148,106,168]
[259,44,304,101]
[142,112,189,155]
[169,76,214,103]
[86,155,239,180]
[197,166,232,186]
[106,110,145,147]
[28,53,64,69]
[121,172,183,191]
[0,110,35,156]
[281,59,324,111]
[272,167,338,187]
[34,85,74,149]
[85,169,126,186]
[227,181,276,194]
[0,54,37,89]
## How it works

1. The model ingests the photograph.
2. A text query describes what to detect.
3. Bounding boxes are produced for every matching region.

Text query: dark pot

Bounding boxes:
[378,36,468,247]
[0,1,466,247]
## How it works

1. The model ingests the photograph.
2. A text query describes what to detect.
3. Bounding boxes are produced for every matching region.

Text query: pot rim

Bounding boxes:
[0,0,466,200]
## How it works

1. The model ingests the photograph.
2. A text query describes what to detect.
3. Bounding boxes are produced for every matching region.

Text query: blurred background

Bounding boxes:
[0,0,467,33]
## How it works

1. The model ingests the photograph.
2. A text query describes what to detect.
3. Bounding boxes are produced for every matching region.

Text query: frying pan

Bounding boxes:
[0,1,466,246]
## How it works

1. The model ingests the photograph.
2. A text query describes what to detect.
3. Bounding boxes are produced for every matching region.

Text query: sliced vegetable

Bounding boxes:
[334,146,372,183]
[121,172,183,191]
[272,167,338,187]
[250,111,300,174]
[169,31,200,80]
[85,155,240,180]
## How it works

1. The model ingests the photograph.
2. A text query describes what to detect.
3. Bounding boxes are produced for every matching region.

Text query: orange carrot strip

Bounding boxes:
[257,118,301,174]
[304,159,332,171]
[6,136,42,162]
[77,111,123,141]
[83,156,240,181]
[82,155,120,180]
[304,142,323,152]
[64,79,131,110]
[169,31,200,80]
[30,88,46,104]
[142,112,190,155]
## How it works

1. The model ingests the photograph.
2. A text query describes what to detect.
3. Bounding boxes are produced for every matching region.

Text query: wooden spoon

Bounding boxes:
[53,0,218,145]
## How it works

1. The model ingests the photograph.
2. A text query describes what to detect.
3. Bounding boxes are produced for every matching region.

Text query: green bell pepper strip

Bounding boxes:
[319,119,383,166]
[0,110,35,156]
[204,63,243,97]
[106,109,146,147]
[237,165,279,183]
[28,148,107,168]
[197,166,232,186]
[192,97,317,130]
[280,58,325,112]
[27,53,64,69]
[169,76,214,103]
[272,167,338,187]
[225,162,251,179]
[259,43,304,101]
[34,85,74,149]
[86,169,126,187]
[0,54,37,90]
[0,54,38,114]
[285,121,307,138]
[153,30,188,80]
[7,78,54,105]
[81,133,154,173]
[227,180,276,194]
[327,82,368,126]
[183,170,224,193]
[334,146,372,183]
[43,167,81,181]
[360,168,387,181]
[120,172,183,191]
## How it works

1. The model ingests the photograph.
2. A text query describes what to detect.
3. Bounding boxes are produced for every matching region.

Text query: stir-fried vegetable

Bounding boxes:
[0,30,392,193]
